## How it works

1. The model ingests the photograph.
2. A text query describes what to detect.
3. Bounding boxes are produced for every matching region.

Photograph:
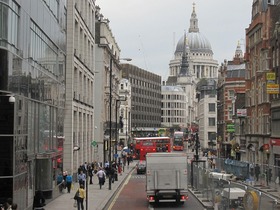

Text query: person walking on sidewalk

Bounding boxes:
[65,173,73,193]
[255,164,260,181]
[56,173,64,192]
[78,171,86,187]
[88,165,94,184]
[33,190,46,210]
[96,168,106,189]
[76,184,86,210]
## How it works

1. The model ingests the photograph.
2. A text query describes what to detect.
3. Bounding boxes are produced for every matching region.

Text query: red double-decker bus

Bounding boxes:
[133,137,171,160]
[173,131,184,151]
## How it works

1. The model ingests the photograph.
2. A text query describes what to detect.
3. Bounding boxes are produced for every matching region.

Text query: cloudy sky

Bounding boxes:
[96,0,252,80]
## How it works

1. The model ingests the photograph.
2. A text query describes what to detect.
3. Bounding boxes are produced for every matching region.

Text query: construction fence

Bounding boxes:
[188,159,280,210]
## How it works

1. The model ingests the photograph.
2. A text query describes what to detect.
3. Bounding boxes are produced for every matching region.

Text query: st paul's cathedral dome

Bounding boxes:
[175,4,213,55]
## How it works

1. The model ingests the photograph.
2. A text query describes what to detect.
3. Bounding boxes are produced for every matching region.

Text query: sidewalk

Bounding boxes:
[44,162,136,210]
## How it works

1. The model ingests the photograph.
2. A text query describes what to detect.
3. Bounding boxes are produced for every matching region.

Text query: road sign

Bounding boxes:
[91,141,97,147]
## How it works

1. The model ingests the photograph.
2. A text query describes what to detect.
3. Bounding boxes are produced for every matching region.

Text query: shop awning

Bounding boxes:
[270,138,280,146]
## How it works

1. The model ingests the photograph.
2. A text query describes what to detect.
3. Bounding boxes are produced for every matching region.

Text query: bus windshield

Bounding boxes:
[174,138,183,146]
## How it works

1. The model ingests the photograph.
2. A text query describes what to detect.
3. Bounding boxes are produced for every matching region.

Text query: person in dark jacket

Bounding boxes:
[255,164,261,181]
[33,190,46,210]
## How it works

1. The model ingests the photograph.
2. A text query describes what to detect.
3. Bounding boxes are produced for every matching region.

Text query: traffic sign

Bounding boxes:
[91,141,97,147]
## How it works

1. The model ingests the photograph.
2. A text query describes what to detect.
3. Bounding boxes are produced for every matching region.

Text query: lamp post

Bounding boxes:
[86,174,88,210]
[109,57,112,190]
[108,57,131,190]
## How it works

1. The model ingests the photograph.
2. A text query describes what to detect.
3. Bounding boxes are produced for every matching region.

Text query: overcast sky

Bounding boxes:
[96,0,252,80]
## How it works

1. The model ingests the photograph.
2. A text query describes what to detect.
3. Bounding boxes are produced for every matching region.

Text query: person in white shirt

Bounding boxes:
[96,168,106,189]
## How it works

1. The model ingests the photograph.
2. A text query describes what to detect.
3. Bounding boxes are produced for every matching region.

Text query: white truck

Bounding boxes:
[146,152,188,205]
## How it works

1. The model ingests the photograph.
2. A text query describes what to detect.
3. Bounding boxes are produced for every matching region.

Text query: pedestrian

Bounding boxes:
[249,164,254,180]
[118,163,122,175]
[104,161,109,178]
[88,165,94,184]
[112,162,118,181]
[83,162,88,173]
[66,173,73,193]
[268,168,272,182]
[78,170,86,187]
[265,168,272,185]
[127,155,130,169]
[96,168,106,189]
[255,164,260,181]
[109,165,116,184]
[57,173,64,192]
[33,190,46,210]
[62,171,67,189]
[76,184,86,210]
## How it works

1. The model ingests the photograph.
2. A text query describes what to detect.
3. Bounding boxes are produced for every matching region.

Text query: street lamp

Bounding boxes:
[109,57,131,190]
[109,57,113,190]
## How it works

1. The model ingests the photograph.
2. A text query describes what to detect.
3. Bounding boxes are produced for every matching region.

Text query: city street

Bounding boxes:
[107,168,206,210]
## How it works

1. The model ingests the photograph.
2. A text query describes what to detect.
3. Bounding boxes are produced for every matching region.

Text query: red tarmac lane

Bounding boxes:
[110,170,148,210]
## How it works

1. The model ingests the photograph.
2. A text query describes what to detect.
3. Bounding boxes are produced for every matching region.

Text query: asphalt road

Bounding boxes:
[108,168,206,210]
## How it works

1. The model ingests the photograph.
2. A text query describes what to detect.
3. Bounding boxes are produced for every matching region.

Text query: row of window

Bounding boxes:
[161,109,186,116]
[161,117,186,123]
[73,67,94,105]
[30,21,60,75]
[0,1,19,47]
[133,96,161,106]
[132,86,160,97]
[162,94,185,100]
[162,102,186,109]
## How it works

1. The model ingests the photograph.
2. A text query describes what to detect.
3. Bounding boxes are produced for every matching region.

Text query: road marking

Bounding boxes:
[107,173,132,210]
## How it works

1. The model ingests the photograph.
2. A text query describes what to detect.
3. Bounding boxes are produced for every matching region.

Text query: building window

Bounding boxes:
[0,1,19,47]
[208,118,216,126]
[30,21,59,74]
[209,103,215,112]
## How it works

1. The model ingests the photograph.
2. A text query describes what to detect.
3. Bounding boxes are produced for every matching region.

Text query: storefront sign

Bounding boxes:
[267,83,279,94]
[266,72,275,81]
[237,109,247,117]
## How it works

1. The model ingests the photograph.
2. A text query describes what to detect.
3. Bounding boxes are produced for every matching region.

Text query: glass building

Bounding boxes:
[0,0,66,209]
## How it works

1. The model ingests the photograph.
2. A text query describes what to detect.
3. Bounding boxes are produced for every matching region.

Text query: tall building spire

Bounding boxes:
[234,40,243,58]
[189,2,199,33]
[179,31,189,76]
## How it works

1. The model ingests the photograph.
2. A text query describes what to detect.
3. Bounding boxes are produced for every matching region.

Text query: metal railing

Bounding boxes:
[189,161,280,210]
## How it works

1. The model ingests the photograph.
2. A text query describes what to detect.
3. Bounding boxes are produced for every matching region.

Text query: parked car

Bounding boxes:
[136,160,146,174]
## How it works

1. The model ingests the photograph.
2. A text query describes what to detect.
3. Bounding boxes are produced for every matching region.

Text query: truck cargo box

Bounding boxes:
[146,153,188,204]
